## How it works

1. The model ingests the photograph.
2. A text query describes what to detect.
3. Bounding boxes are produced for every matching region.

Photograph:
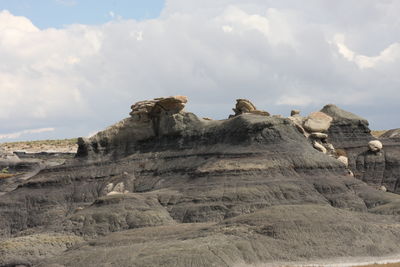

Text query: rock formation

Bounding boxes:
[290,109,300,116]
[129,95,188,122]
[316,105,400,194]
[303,111,333,133]
[0,147,20,162]
[231,99,270,117]
[1,97,400,267]
[320,104,372,148]
[368,140,383,153]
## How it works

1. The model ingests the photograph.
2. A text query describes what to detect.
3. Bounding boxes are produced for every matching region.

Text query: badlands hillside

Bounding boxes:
[0,96,400,267]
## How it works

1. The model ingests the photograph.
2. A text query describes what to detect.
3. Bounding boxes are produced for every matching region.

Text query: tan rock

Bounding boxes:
[234,99,256,114]
[310,132,328,139]
[249,110,270,116]
[337,156,348,167]
[155,95,188,113]
[313,141,327,154]
[303,112,333,133]
[368,140,383,152]
[379,185,387,192]
[232,99,270,117]
[130,95,188,122]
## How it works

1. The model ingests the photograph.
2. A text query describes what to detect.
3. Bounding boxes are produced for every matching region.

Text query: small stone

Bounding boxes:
[313,141,327,154]
[113,182,125,193]
[379,185,387,192]
[310,132,328,139]
[325,143,335,151]
[368,140,383,152]
[104,183,114,194]
[337,156,348,167]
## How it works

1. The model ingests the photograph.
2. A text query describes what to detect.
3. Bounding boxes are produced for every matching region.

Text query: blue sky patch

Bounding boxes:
[0,0,165,28]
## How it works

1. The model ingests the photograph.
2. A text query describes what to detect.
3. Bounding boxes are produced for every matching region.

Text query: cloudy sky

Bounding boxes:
[1,0,400,142]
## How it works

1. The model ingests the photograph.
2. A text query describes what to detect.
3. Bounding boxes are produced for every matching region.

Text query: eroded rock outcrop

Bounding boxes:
[317,105,400,194]
[129,95,188,122]
[320,104,373,148]
[0,147,20,162]
[1,97,400,267]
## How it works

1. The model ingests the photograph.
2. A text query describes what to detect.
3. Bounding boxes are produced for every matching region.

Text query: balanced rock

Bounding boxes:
[232,99,270,117]
[233,99,256,114]
[304,112,333,133]
[130,96,188,122]
[368,140,383,153]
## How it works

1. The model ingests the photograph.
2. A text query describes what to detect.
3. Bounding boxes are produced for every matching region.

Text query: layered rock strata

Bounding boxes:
[0,97,400,267]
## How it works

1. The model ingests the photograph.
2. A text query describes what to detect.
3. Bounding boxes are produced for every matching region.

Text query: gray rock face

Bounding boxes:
[320,104,372,148]
[1,99,400,266]
[320,105,400,194]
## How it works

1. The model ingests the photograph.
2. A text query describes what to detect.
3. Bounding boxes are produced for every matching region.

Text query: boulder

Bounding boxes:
[303,112,333,133]
[232,99,270,117]
[154,95,188,113]
[337,156,349,167]
[368,140,383,153]
[291,110,300,116]
[130,96,188,122]
[313,141,327,154]
[233,99,256,114]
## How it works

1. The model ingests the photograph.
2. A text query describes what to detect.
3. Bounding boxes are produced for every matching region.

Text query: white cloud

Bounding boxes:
[1,0,400,141]
[335,33,400,69]
[0,128,55,140]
